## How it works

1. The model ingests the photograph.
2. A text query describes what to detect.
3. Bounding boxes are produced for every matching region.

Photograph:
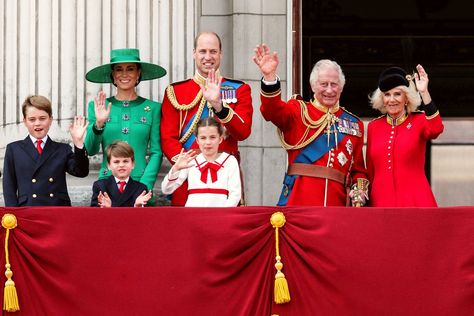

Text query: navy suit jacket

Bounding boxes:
[90,176,148,207]
[2,136,89,206]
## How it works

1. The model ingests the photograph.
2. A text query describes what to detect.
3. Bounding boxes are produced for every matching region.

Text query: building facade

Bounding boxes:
[0,0,472,206]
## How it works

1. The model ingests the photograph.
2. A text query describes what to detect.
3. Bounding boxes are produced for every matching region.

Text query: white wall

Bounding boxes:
[0,0,195,146]
[0,0,197,205]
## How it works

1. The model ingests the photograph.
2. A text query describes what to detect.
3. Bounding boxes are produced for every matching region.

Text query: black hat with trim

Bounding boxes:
[378,67,409,92]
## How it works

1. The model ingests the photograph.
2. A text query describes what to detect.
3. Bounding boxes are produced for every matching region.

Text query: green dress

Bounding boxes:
[85,96,163,193]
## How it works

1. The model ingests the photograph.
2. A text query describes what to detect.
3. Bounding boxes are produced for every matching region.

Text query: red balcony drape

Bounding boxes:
[1,206,473,316]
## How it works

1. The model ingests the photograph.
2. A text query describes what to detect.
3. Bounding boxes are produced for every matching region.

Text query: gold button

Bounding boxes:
[49,178,54,182]
[49,193,54,198]
[32,179,36,183]
[32,194,37,198]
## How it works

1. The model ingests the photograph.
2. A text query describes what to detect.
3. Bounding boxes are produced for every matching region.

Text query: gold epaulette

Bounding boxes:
[166,83,203,111]
[224,78,245,85]
[341,107,362,121]
[370,114,386,122]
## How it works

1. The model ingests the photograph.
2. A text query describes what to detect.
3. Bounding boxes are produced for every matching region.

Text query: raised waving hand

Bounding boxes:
[253,44,279,81]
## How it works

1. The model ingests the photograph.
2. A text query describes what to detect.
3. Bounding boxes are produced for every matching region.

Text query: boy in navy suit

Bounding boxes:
[2,95,89,206]
[90,141,152,207]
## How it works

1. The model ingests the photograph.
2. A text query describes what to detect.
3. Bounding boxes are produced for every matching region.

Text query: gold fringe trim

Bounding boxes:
[277,100,338,151]
[178,98,208,144]
[270,212,290,304]
[2,214,19,312]
[166,85,203,111]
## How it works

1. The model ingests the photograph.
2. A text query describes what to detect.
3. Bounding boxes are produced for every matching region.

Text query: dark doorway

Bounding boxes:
[301,0,474,118]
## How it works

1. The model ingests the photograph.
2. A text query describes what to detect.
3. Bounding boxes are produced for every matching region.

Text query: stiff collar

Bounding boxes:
[114,176,130,184]
[193,70,221,86]
[386,112,408,126]
[310,98,340,114]
[29,135,49,145]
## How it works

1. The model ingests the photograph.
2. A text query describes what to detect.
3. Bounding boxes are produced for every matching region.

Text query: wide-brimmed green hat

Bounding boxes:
[85,48,166,83]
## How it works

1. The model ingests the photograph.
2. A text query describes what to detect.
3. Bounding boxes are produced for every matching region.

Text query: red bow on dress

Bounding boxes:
[199,162,221,183]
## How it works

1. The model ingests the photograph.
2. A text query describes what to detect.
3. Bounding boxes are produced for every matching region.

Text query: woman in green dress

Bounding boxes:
[85,48,166,203]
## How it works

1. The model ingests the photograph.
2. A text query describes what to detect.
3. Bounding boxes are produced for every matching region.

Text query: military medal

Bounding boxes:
[351,121,361,136]
[337,118,348,134]
[221,86,238,103]
[221,90,228,103]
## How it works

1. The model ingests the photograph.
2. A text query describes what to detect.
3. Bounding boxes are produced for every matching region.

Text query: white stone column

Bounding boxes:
[198,0,289,205]
[0,0,196,205]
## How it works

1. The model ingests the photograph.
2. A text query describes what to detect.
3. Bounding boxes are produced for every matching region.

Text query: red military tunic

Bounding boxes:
[260,81,367,206]
[367,108,444,207]
[161,73,253,205]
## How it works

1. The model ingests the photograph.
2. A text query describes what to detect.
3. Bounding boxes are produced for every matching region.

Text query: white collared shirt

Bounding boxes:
[29,135,49,150]
[114,177,130,190]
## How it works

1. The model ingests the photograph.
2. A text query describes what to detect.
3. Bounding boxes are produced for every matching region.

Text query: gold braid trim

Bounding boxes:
[218,103,234,124]
[178,97,208,144]
[261,89,282,98]
[277,100,336,150]
[167,85,203,111]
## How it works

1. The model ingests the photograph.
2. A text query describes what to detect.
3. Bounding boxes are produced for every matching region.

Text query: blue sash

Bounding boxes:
[180,79,243,150]
[221,80,242,90]
[277,110,356,206]
[181,106,209,150]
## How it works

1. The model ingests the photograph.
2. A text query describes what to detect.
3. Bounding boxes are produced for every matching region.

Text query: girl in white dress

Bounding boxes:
[161,117,241,207]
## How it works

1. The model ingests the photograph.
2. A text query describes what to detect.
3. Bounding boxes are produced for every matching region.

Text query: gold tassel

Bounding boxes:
[2,214,19,312]
[270,212,291,304]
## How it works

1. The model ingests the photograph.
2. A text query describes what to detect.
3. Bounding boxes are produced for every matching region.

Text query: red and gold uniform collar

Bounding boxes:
[310,98,340,114]
[193,70,222,86]
[386,112,408,126]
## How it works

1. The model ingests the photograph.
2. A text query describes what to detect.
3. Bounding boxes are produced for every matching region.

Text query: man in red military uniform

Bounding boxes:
[161,32,253,205]
[253,44,368,206]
